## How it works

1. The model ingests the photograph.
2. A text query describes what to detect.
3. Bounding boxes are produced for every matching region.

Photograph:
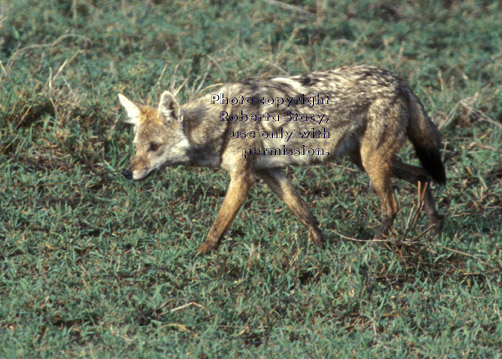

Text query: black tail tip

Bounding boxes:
[416,147,446,185]
[433,165,447,185]
[425,156,446,185]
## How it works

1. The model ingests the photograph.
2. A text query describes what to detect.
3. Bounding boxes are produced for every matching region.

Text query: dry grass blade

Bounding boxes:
[262,0,315,17]
[169,302,211,317]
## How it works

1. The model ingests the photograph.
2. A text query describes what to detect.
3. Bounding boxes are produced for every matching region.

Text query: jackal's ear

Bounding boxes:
[158,91,182,123]
[118,93,141,125]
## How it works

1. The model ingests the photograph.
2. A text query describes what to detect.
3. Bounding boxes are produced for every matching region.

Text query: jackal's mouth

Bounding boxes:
[124,160,171,181]
[134,162,171,181]
[135,168,158,181]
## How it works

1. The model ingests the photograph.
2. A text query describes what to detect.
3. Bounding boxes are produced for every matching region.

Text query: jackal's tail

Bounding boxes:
[405,89,446,184]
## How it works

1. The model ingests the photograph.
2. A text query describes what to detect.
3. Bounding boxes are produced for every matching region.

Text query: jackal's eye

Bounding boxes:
[148,142,161,152]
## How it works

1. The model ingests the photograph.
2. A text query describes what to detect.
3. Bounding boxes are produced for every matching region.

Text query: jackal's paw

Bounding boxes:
[430,215,444,235]
[371,230,388,243]
[309,229,325,249]
[197,240,218,255]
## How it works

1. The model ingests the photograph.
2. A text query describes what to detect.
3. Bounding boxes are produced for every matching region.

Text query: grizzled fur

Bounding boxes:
[119,65,446,254]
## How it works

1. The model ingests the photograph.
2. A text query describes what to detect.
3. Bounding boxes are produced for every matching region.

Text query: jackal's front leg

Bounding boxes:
[257,169,324,248]
[197,171,254,254]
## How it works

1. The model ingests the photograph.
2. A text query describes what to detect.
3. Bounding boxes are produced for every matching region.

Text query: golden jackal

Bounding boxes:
[119,65,446,253]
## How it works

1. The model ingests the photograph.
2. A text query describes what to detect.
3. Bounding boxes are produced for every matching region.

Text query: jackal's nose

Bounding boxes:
[122,170,133,180]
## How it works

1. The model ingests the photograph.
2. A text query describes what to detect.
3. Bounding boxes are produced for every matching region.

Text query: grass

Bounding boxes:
[1,0,502,357]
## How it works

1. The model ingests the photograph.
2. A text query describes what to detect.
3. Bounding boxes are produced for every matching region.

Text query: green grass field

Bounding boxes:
[1,0,502,357]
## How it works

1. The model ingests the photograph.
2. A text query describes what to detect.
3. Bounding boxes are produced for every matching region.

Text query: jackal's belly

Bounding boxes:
[246,130,359,169]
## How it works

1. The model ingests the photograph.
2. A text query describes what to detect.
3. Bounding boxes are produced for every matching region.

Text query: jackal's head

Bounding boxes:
[118,91,190,180]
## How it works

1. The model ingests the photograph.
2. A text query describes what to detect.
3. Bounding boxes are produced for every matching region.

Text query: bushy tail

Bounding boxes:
[405,89,446,184]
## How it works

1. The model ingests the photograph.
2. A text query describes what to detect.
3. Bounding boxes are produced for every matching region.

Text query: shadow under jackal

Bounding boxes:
[119,65,446,253]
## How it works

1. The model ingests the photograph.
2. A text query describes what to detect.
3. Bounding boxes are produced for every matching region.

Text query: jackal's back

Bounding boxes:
[182,66,419,169]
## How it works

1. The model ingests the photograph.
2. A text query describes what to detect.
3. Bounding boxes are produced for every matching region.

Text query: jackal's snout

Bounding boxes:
[122,170,133,180]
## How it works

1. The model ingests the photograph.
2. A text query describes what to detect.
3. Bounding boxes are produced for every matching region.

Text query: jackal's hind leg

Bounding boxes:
[257,169,324,248]
[360,146,399,240]
[392,160,443,234]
